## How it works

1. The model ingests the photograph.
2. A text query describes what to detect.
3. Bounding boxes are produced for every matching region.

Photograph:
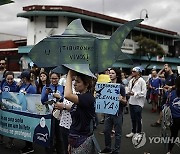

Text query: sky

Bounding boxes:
[0,0,180,37]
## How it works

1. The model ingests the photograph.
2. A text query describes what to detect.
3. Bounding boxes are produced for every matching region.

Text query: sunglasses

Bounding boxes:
[0,63,5,65]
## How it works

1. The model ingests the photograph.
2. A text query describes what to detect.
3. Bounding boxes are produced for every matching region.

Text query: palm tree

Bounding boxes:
[134,36,165,69]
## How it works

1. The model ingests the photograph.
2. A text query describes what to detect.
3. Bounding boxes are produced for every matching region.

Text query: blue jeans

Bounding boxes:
[104,113,123,154]
[129,104,142,133]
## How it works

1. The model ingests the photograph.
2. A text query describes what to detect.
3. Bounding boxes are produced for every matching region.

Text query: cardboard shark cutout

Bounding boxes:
[29,19,143,77]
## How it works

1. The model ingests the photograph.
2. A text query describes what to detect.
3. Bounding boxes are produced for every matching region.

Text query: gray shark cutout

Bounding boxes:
[29,18,143,77]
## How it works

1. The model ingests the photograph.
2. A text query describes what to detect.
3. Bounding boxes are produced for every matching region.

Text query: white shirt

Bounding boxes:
[59,81,76,129]
[59,98,73,129]
[127,77,147,107]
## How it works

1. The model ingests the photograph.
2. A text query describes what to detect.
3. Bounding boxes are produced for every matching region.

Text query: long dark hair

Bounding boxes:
[76,72,95,94]
[110,67,122,84]
[37,71,50,93]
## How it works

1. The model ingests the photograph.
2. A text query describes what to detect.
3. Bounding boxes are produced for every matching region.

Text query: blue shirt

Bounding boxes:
[0,80,18,92]
[170,97,180,119]
[149,77,161,94]
[19,83,37,94]
[167,90,180,118]
[41,84,64,104]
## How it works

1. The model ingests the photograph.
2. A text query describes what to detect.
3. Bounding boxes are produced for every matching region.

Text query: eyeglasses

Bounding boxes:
[50,78,59,80]
[0,63,5,65]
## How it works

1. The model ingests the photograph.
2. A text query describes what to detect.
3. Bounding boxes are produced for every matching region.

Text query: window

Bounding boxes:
[82,19,91,32]
[164,37,172,46]
[157,35,163,44]
[132,30,140,39]
[93,22,112,35]
[46,16,58,28]
[67,17,77,25]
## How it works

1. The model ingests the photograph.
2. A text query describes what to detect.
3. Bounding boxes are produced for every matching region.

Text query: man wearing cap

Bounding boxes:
[126,67,147,138]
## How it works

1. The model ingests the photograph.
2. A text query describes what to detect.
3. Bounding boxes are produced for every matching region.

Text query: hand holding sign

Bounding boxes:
[95,83,120,115]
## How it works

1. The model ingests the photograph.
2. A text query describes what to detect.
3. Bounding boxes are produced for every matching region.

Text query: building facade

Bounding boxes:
[0,38,26,71]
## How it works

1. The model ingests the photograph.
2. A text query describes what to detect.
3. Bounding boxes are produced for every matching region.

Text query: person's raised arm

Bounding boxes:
[64,70,79,104]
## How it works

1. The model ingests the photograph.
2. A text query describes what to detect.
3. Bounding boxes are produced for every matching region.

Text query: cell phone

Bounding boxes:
[46,87,53,93]
[44,100,56,105]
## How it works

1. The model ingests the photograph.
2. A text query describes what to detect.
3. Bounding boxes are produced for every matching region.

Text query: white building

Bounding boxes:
[17,5,180,70]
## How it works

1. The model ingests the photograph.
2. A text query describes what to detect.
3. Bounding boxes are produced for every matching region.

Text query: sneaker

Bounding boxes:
[150,122,161,127]
[20,146,34,154]
[126,132,134,138]
[99,148,112,154]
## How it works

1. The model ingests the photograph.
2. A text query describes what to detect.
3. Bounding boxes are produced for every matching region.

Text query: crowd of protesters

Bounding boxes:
[0,58,180,154]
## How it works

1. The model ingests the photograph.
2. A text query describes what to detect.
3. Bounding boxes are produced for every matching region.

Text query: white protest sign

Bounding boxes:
[95,83,120,115]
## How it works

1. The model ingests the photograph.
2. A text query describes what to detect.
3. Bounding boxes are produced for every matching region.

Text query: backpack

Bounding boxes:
[162,104,173,129]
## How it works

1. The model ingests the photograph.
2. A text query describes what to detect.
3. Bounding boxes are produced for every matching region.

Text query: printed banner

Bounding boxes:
[0,92,51,147]
[1,92,48,114]
[95,83,120,115]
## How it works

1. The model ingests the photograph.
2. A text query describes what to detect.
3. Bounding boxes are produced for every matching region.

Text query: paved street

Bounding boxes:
[0,102,180,154]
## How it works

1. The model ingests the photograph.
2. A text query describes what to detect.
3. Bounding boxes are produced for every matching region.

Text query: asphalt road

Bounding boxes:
[0,102,180,154]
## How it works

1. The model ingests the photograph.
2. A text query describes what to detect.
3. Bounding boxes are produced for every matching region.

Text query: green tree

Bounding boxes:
[134,36,165,69]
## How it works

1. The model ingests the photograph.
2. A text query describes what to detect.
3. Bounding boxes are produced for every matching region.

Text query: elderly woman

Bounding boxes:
[64,70,95,154]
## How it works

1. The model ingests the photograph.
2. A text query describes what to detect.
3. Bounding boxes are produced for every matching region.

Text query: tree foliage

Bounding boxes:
[134,35,165,57]
[133,36,165,69]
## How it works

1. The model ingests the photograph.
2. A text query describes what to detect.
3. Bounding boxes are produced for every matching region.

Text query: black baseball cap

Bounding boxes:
[18,70,31,79]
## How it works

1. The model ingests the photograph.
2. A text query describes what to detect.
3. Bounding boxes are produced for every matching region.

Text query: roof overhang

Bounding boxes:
[17,10,180,39]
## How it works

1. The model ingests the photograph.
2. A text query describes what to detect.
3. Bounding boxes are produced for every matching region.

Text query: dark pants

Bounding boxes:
[168,118,180,152]
[60,126,69,154]
[104,113,123,154]
[129,104,142,133]
[45,117,64,154]
[25,141,33,148]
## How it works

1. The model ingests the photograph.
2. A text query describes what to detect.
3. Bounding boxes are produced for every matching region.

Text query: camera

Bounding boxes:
[46,87,53,93]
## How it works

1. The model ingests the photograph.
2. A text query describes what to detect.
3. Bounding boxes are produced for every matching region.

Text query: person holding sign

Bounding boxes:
[0,71,19,149]
[126,67,147,138]
[64,70,96,154]
[99,68,127,154]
